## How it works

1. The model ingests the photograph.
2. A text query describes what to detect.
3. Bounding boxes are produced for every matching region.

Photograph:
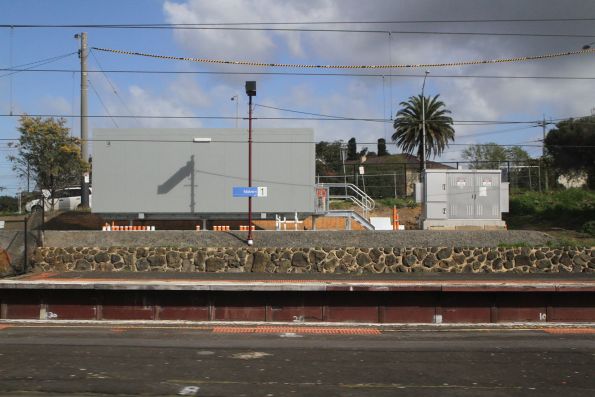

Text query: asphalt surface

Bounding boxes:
[0,326,593,396]
[43,230,555,248]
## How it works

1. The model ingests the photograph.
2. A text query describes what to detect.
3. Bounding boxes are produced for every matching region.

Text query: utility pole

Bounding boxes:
[76,32,90,208]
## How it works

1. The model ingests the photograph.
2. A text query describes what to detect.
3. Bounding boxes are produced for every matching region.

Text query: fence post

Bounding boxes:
[403,164,407,197]
[23,216,29,274]
[394,172,397,198]
[538,160,542,193]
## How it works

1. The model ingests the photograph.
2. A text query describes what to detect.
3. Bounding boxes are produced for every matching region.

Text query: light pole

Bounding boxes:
[230,95,239,128]
[420,70,429,225]
[245,82,256,246]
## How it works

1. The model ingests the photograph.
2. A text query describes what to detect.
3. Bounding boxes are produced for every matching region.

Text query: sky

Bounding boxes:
[1,0,594,194]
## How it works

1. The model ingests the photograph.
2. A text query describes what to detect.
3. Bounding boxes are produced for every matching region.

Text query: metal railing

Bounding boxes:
[317,183,375,218]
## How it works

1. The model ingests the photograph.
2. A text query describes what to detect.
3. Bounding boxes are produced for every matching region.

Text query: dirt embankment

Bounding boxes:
[41,206,421,231]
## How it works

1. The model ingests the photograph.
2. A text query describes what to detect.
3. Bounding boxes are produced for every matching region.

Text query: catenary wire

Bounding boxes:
[0,137,591,149]
[92,46,595,69]
[4,18,595,27]
[1,68,594,80]
[1,23,595,38]
[0,113,593,125]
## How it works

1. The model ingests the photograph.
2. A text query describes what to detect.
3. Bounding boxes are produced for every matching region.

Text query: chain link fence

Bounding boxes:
[317,160,555,199]
[0,207,43,276]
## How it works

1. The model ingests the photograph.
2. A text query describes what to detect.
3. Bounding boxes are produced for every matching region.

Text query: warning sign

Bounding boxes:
[456,178,467,188]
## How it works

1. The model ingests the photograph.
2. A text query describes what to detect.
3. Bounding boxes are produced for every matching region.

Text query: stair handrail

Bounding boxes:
[317,183,375,215]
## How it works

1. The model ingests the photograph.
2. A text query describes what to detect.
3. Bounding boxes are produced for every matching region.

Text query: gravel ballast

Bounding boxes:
[43,230,556,248]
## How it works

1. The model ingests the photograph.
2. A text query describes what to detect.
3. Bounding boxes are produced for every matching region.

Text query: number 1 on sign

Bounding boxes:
[257,186,268,197]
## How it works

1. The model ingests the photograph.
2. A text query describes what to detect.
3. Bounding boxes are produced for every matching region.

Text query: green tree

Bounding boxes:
[315,141,342,175]
[506,145,531,165]
[377,138,388,156]
[462,143,530,169]
[8,116,88,204]
[462,143,507,169]
[392,94,455,173]
[0,195,18,213]
[545,116,595,188]
[347,137,358,161]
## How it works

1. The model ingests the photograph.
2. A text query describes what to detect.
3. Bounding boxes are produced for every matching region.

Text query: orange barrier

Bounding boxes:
[239,225,255,231]
[392,206,400,230]
[102,223,155,231]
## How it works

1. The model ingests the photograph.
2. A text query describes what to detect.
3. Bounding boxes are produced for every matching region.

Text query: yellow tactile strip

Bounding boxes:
[212,326,381,335]
[541,328,595,334]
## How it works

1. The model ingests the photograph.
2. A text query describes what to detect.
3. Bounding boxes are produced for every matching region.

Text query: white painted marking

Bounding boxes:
[231,352,272,360]
[280,333,303,338]
[539,313,547,321]
[178,385,200,395]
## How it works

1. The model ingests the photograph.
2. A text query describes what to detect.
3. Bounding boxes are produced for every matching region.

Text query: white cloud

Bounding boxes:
[126,84,202,128]
[155,0,595,156]
[39,95,71,115]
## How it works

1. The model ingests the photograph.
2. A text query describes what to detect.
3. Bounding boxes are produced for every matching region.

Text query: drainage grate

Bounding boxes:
[212,326,381,335]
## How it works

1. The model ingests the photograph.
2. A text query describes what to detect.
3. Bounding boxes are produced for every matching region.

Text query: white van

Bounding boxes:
[25,187,92,212]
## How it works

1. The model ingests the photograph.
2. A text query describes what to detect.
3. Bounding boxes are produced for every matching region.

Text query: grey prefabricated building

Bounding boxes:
[421,169,509,230]
[92,128,315,217]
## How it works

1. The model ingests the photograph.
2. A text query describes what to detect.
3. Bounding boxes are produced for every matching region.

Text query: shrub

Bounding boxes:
[582,220,595,236]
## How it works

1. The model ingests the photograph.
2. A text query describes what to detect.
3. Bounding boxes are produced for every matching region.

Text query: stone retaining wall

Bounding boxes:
[33,246,595,274]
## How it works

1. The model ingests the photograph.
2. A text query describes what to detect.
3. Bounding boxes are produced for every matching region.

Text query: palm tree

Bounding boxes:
[392,94,455,173]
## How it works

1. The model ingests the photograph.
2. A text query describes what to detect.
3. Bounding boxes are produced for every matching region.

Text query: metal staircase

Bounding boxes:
[315,183,376,230]
[325,209,376,230]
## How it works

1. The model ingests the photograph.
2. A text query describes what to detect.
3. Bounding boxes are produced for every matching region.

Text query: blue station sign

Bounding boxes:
[233,187,258,197]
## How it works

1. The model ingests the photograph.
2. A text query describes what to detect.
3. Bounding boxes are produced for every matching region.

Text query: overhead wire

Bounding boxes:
[1,68,594,80]
[0,52,77,79]
[0,137,591,149]
[89,49,137,123]
[87,79,119,127]
[1,23,595,38]
[0,112,593,125]
[4,18,595,27]
[92,46,595,69]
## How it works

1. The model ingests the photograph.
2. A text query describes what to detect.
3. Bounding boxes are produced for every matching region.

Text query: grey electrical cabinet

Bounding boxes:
[423,169,508,230]
[92,128,315,217]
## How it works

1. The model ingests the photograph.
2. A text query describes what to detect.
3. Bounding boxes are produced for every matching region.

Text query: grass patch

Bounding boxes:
[497,242,531,248]
[329,200,353,210]
[376,197,419,209]
[505,188,595,231]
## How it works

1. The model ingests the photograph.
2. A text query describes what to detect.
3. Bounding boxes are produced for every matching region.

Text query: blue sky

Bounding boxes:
[1,0,594,194]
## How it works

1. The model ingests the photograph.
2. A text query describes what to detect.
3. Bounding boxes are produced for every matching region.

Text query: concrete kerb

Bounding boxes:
[1,319,594,331]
